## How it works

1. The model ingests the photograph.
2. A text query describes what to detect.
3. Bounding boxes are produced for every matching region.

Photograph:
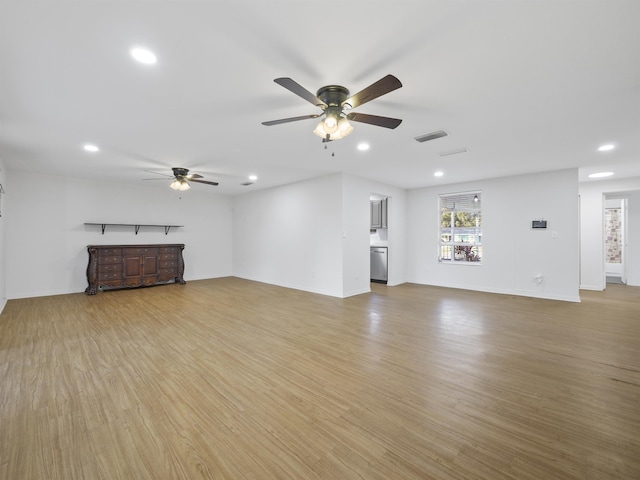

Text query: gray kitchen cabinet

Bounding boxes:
[370,198,388,229]
[381,198,388,228]
[371,200,382,228]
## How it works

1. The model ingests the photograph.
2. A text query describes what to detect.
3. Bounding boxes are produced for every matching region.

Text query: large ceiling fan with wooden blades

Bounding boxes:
[262,74,403,141]
[143,167,219,190]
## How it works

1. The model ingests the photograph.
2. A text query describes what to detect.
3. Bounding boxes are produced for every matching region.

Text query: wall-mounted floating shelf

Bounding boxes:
[84,223,183,235]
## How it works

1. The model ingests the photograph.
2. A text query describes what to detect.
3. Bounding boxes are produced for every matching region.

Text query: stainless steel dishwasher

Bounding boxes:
[370,246,388,283]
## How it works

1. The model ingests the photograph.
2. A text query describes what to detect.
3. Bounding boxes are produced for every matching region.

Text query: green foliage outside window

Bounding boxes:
[439,192,482,263]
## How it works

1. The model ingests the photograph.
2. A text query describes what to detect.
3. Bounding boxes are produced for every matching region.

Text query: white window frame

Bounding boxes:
[438,191,482,264]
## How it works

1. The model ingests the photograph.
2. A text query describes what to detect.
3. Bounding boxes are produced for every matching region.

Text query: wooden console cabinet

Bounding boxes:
[85,244,185,295]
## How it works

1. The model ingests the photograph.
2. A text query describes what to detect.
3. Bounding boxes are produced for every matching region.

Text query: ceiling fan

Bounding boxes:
[262,74,403,141]
[144,167,219,190]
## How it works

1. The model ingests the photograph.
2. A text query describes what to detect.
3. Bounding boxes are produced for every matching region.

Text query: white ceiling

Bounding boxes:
[1,0,639,195]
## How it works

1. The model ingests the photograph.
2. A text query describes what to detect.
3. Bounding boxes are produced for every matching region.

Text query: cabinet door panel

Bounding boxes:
[371,200,381,228]
[123,256,142,277]
[143,255,158,276]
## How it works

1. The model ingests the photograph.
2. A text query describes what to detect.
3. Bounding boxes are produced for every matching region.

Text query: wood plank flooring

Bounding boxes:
[1,278,639,479]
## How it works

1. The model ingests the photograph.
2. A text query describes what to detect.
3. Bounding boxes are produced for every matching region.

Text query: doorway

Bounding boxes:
[370,193,389,284]
[604,197,627,285]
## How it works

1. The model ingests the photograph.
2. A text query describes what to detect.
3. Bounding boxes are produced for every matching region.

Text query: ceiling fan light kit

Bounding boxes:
[170,179,191,191]
[262,74,403,141]
[313,108,354,141]
[145,167,219,191]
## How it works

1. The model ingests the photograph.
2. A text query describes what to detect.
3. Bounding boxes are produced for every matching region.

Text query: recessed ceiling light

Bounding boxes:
[588,171,614,178]
[83,144,99,152]
[248,174,258,181]
[357,143,370,151]
[130,47,157,65]
[434,171,444,177]
[597,144,615,152]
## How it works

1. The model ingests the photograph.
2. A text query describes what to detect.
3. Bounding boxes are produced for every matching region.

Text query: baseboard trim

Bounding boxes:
[409,279,581,302]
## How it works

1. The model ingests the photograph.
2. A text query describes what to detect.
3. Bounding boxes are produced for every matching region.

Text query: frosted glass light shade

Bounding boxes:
[170,179,191,190]
[313,115,354,141]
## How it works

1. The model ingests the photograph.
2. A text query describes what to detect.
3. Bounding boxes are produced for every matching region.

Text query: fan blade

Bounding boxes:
[262,114,321,126]
[142,178,171,181]
[343,74,402,109]
[347,112,402,129]
[144,170,172,178]
[190,178,219,186]
[185,173,203,179]
[274,78,326,107]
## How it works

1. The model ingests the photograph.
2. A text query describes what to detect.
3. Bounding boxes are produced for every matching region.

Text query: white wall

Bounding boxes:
[580,177,640,289]
[407,169,581,302]
[6,170,233,299]
[0,156,6,312]
[342,174,407,296]
[628,190,640,286]
[232,174,345,297]
[6,166,616,303]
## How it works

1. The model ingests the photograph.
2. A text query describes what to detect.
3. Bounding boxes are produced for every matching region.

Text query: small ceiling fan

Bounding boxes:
[262,74,403,141]
[143,167,219,190]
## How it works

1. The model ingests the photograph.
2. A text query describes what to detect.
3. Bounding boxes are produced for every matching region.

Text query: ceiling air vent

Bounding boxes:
[439,147,468,157]
[414,130,448,143]
[241,182,253,186]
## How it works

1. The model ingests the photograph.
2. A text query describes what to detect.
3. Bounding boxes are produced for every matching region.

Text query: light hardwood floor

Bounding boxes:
[1,278,639,479]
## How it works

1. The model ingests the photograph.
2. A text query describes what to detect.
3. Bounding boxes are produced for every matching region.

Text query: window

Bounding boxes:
[439,192,482,263]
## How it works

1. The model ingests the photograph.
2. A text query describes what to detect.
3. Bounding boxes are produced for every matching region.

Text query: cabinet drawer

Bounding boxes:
[98,272,122,281]
[98,256,122,265]
[158,260,177,268]
[158,268,177,276]
[123,247,158,255]
[98,248,122,256]
[159,246,178,254]
[99,279,123,288]
[98,263,122,273]
[158,253,176,261]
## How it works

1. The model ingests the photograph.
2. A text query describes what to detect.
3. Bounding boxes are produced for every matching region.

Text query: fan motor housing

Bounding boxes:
[172,167,189,178]
[316,85,350,107]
